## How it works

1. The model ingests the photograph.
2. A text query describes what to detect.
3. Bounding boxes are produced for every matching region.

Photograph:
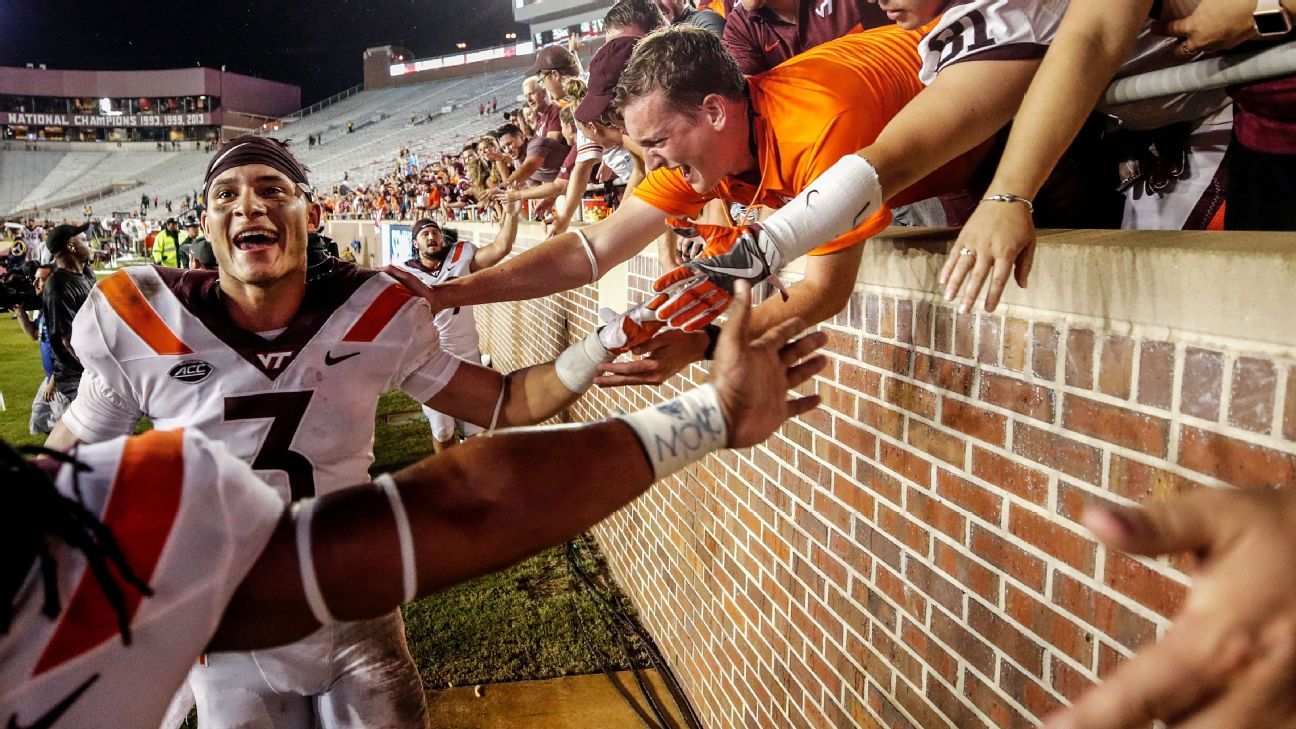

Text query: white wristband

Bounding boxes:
[574,228,599,283]
[758,154,884,261]
[554,327,616,393]
[375,473,418,604]
[291,499,335,625]
[616,384,728,480]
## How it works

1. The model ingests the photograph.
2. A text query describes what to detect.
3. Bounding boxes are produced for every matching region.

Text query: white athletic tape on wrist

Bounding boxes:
[574,228,599,283]
[555,327,616,393]
[375,473,418,604]
[616,384,728,479]
[758,155,883,262]
[291,499,335,625]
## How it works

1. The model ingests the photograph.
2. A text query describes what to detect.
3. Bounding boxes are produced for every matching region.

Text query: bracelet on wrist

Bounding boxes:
[982,193,1034,213]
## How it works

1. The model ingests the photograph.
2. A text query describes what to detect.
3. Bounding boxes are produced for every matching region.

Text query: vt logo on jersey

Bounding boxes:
[257,351,294,370]
[168,360,214,384]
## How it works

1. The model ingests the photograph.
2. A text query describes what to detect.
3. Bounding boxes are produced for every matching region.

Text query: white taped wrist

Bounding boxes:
[554,327,615,393]
[617,384,728,480]
[292,499,335,625]
[758,154,883,261]
[375,474,418,604]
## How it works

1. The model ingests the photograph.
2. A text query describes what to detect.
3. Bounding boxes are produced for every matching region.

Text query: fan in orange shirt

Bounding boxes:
[418,23,986,386]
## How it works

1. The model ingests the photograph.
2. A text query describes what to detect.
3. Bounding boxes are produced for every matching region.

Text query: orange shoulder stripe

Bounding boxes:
[34,429,188,676]
[342,283,417,343]
[99,270,193,355]
[449,241,466,265]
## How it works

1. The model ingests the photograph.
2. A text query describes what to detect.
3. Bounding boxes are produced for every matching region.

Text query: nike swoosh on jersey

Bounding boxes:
[763,40,781,52]
[324,351,361,366]
[8,673,99,729]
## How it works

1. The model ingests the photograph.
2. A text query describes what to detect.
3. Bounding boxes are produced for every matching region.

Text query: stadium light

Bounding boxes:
[505,33,517,40]
[456,42,467,49]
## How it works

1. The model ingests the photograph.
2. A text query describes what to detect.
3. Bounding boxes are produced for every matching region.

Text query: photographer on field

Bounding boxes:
[13,264,57,432]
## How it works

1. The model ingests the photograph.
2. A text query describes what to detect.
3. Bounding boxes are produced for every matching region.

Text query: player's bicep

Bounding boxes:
[583,196,672,270]
[422,360,505,428]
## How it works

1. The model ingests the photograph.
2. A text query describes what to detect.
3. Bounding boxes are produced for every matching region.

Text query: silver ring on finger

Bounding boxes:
[959,248,977,258]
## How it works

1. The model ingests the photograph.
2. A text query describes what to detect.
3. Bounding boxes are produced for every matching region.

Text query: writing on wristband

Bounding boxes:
[617,384,728,479]
[982,193,1034,213]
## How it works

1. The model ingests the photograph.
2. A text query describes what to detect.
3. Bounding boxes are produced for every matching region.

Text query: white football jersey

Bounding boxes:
[62,261,461,500]
[397,241,481,360]
[0,429,283,729]
[919,0,1224,128]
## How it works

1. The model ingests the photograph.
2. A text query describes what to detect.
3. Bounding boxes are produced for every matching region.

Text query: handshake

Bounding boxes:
[597,218,788,354]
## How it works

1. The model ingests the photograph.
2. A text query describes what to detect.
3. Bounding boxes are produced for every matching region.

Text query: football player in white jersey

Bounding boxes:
[42,135,665,729]
[397,209,519,452]
[3,286,828,729]
[643,0,1228,331]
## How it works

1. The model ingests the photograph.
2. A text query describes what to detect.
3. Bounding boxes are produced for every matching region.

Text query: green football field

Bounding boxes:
[0,314,649,700]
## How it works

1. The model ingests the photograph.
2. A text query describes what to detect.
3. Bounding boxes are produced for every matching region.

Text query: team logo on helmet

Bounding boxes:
[168,360,214,384]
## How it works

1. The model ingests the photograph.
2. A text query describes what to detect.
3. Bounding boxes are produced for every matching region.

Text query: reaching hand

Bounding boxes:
[710,282,826,448]
[649,218,786,332]
[596,303,665,354]
[941,199,1036,314]
[1163,0,1261,55]
[593,328,712,387]
[1044,487,1296,729]
[383,265,444,315]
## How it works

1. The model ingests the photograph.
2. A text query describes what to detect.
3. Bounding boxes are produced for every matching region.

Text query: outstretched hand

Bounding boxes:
[1044,487,1296,729]
[710,281,826,448]
[383,265,444,315]
[940,201,1036,314]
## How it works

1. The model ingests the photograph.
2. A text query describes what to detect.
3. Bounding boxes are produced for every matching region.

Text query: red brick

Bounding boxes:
[933,305,954,354]
[1003,317,1029,373]
[839,361,882,397]
[1137,341,1175,410]
[875,563,926,620]
[908,487,966,542]
[847,572,899,631]
[858,399,905,441]
[1103,551,1187,619]
[964,669,1035,729]
[1229,356,1277,433]
[1008,504,1097,574]
[823,329,861,359]
[818,381,859,420]
[1065,329,1094,389]
[836,419,878,459]
[856,459,903,507]
[1181,347,1224,421]
[1056,480,1114,525]
[978,314,1002,365]
[954,312,975,359]
[864,293,880,335]
[1005,584,1095,668]
[896,300,914,345]
[914,353,975,396]
[901,617,958,680]
[907,419,967,467]
[971,447,1049,505]
[863,340,914,376]
[1032,323,1060,381]
[1098,335,1135,399]
[924,674,987,728]
[891,679,954,729]
[905,558,964,614]
[846,291,864,330]
[933,539,1000,603]
[931,608,994,668]
[866,624,920,685]
[1097,641,1127,678]
[980,372,1056,423]
[1061,394,1170,457]
[855,518,904,573]
[885,377,937,420]
[1012,423,1103,485]
[970,526,1047,592]
[880,441,933,487]
[1286,364,1296,441]
[999,660,1064,722]
[1052,572,1157,650]
[1050,654,1096,702]
[881,297,896,339]
[915,301,934,349]
[936,468,1003,524]
[1179,425,1296,488]
[968,603,1045,677]
[1107,454,1201,504]
[878,503,931,555]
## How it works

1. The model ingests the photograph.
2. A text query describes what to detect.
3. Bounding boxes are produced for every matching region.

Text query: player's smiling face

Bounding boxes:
[871,0,949,28]
[203,163,317,289]
[416,226,446,262]
[624,91,737,196]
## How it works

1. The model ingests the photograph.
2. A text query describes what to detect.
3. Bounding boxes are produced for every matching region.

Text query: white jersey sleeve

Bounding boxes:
[388,291,462,404]
[918,0,1069,85]
[61,286,145,442]
[0,429,284,729]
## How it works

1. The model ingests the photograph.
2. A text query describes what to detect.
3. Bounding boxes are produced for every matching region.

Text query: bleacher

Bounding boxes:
[0,65,528,219]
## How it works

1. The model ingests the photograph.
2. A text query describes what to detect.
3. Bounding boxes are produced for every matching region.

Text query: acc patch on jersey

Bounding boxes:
[168,360,214,384]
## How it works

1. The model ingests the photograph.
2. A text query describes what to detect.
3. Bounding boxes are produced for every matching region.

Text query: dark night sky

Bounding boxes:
[0,0,530,106]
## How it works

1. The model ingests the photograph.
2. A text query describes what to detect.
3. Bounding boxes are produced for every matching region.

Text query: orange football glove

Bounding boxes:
[597,303,665,354]
[650,218,786,331]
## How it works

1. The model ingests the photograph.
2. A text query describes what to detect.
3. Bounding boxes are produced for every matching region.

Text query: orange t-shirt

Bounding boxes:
[633,23,974,255]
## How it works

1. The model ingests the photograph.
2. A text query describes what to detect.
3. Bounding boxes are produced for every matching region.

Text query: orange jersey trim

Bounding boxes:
[99,270,193,355]
[33,429,187,676]
[448,241,466,265]
[342,283,417,343]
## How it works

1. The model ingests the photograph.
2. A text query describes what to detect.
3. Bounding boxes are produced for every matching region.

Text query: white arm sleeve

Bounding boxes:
[755,154,884,265]
[394,299,463,403]
[61,293,145,442]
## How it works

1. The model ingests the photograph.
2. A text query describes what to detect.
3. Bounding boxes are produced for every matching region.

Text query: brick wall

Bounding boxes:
[459,222,1296,728]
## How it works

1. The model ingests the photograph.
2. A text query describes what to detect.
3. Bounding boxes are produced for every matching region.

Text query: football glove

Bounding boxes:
[597,301,665,354]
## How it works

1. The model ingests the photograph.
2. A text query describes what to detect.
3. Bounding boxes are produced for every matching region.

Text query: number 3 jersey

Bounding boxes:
[62,261,461,501]
[397,240,480,361]
[0,429,283,729]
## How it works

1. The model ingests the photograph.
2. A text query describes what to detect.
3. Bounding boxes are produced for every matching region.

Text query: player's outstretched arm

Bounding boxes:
[398,196,668,313]
[209,282,827,650]
[1042,487,1296,729]
[470,198,521,272]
